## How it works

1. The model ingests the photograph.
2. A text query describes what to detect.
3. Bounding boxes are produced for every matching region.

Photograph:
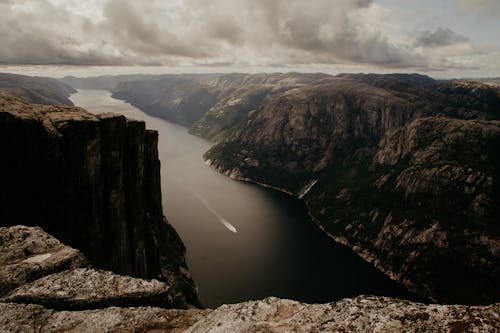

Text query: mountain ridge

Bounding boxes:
[0,73,75,106]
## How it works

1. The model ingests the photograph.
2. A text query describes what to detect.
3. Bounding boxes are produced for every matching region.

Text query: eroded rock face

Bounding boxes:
[0,92,199,308]
[0,226,88,297]
[3,268,179,310]
[0,296,498,333]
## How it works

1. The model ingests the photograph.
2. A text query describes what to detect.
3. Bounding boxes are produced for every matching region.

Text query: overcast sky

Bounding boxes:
[1,0,499,78]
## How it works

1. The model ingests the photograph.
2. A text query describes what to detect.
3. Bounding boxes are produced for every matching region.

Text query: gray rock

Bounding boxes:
[0,296,498,333]
[3,268,179,310]
[0,302,207,333]
[0,225,88,296]
[187,296,500,333]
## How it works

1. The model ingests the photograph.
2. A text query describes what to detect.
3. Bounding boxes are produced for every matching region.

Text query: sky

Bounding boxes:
[0,0,499,78]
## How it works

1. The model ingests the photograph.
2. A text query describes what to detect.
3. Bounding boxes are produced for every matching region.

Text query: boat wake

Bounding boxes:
[172,178,238,233]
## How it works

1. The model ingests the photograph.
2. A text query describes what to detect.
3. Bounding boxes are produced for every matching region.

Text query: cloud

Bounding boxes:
[0,0,124,65]
[0,0,495,74]
[414,28,469,48]
[456,0,500,17]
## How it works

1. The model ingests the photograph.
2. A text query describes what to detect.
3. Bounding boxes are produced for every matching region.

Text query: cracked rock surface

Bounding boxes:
[0,225,88,297]
[1,296,498,333]
[3,268,177,310]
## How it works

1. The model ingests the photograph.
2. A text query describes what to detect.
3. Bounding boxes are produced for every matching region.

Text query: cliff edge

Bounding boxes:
[0,91,199,308]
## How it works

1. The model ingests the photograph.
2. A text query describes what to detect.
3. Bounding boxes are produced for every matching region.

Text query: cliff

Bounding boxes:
[204,75,500,305]
[1,225,498,332]
[0,73,75,106]
[0,91,199,308]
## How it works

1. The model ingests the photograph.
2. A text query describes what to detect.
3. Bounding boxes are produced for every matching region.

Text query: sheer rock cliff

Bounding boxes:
[0,92,199,308]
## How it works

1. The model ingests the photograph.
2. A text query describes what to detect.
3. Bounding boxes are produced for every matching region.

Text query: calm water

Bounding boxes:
[70,89,421,308]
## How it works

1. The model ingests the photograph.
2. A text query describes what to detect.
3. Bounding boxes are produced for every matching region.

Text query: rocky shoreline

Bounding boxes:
[205,158,427,302]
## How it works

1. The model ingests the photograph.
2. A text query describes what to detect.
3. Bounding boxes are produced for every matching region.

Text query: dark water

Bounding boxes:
[70,89,422,308]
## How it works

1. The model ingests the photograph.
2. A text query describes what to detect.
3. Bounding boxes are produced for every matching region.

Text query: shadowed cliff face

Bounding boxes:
[204,75,500,304]
[0,91,199,308]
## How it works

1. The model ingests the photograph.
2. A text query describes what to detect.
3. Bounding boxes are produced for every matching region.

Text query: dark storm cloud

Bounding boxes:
[414,28,469,48]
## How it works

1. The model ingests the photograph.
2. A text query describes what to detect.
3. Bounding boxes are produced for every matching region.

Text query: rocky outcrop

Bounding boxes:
[0,226,88,297]
[204,75,500,304]
[0,92,199,307]
[3,268,179,310]
[0,302,207,333]
[1,226,498,332]
[0,225,204,328]
[1,296,498,332]
[0,73,75,106]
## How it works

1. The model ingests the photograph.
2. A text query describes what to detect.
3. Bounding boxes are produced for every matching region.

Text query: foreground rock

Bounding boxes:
[3,268,180,310]
[0,92,200,307]
[0,296,498,332]
[0,226,87,297]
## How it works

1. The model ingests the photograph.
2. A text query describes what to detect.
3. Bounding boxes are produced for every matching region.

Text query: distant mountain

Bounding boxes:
[112,74,220,126]
[462,77,500,86]
[0,73,75,106]
[111,72,332,132]
[60,74,182,91]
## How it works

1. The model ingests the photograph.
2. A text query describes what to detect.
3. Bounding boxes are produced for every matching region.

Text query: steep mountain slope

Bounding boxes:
[0,91,199,307]
[110,72,332,132]
[112,75,220,126]
[0,73,75,106]
[205,75,500,304]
